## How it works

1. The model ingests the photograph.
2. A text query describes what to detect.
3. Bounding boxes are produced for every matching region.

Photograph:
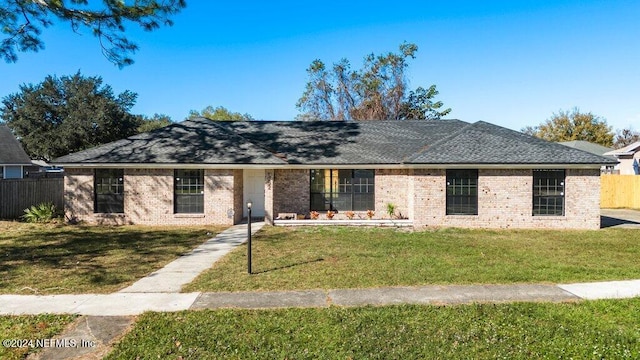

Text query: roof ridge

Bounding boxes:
[206,120,288,163]
[403,120,475,162]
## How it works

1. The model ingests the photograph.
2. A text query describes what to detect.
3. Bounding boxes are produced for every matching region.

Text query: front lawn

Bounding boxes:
[106,299,640,359]
[0,314,77,360]
[184,226,640,292]
[0,221,226,294]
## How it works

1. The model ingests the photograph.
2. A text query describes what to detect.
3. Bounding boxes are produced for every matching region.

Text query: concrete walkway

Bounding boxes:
[119,221,265,293]
[601,208,640,228]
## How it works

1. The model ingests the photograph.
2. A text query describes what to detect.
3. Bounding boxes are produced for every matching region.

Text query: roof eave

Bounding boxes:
[55,162,608,170]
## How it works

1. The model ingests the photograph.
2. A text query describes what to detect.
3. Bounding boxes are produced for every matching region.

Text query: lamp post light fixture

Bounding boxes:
[247,200,252,274]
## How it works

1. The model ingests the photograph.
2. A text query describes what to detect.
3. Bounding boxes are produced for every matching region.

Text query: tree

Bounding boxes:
[398,85,451,120]
[189,105,253,121]
[1,0,186,67]
[137,113,172,133]
[521,108,614,147]
[613,128,640,149]
[296,43,450,121]
[0,72,141,160]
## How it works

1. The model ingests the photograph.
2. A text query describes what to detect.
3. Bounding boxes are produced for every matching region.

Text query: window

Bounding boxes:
[95,169,124,213]
[533,169,565,216]
[174,169,204,213]
[446,169,478,215]
[4,166,23,179]
[310,169,374,211]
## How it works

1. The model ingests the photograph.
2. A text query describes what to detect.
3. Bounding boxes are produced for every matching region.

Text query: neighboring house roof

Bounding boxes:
[558,140,616,161]
[604,141,640,157]
[0,124,32,165]
[53,118,617,167]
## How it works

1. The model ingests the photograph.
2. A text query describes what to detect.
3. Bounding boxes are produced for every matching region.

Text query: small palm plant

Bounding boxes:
[326,210,335,220]
[386,203,397,219]
[310,211,320,220]
[366,209,375,219]
[22,202,59,223]
[345,211,355,220]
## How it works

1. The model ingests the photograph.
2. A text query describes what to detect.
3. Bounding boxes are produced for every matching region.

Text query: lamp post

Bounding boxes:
[247,200,252,274]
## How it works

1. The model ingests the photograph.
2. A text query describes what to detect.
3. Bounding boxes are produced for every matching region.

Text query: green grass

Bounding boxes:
[184,226,640,292]
[0,221,226,294]
[0,314,77,360]
[106,299,640,359]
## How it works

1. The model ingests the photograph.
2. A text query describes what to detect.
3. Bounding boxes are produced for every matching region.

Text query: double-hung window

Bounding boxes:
[532,169,565,216]
[446,169,478,215]
[310,169,375,211]
[174,169,204,213]
[95,169,124,213]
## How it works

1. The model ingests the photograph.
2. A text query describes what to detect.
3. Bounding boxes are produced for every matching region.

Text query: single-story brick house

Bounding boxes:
[53,118,616,229]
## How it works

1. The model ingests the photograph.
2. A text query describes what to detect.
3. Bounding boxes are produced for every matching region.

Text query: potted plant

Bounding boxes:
[310,211,320,220]
[326,210,335,220]
[345,211,355,220]
[366,209,375,220]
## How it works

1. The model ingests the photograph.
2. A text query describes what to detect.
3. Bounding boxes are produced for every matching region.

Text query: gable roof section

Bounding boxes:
[53,118,616,167]
[558,140,614,158]
[604,141,640,156]
[0,124,32,165]
[407,121,617,165]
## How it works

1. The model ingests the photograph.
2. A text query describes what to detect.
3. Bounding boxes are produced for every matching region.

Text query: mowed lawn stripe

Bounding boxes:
[184,226,640,292]
[106,299,640,359]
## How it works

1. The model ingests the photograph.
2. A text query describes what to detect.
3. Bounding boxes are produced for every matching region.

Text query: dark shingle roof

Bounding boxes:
[53,118,616,166]
[408,121,617,164]
[0,125,32,165]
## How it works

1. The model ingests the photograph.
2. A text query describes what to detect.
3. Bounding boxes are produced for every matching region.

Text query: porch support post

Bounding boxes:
[264,169,274,225]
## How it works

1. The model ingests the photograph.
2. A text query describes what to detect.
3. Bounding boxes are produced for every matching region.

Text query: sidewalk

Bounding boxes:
[2,280,640,316]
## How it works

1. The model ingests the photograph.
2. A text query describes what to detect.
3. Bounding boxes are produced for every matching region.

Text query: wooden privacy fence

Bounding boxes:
[0,178,63,219]
[601,174,640,209]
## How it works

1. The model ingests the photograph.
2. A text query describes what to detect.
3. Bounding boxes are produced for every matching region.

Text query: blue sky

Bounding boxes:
[0,0,638,132]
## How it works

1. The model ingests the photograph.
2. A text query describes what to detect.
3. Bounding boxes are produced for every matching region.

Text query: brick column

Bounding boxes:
[264,169,274,224]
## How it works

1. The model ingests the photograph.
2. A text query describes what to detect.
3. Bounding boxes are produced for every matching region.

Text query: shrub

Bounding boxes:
[22,203,59,223]
[386,203,396,219]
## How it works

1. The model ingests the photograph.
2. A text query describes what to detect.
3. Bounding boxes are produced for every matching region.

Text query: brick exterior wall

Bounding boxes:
[233,169,244,224]
[375,169,410,219]
[272,169,310,218]
[64,168,240,225]
[65,167,601,229]
[64,168,95,223]
[264,169,274,224]
[412,168,601,230]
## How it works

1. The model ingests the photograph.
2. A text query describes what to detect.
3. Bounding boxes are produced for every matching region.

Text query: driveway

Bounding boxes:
[601,209,640,229]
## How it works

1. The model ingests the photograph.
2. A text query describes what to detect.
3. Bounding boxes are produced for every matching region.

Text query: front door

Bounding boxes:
[243,169,265,218]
